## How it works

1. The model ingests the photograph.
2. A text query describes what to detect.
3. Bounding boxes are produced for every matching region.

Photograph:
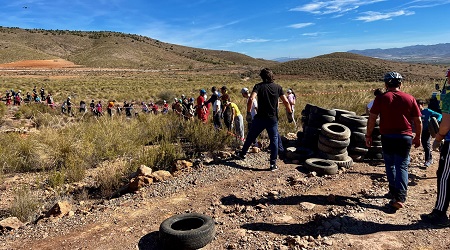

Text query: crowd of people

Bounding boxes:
[4,68,450,227]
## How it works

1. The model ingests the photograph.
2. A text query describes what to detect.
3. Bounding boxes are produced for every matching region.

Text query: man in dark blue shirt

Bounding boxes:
[236,68,293,171]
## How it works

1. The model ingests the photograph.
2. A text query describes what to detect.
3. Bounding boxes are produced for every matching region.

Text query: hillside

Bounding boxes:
[272,52,448,82]
[0,27,275,70]
[349,43,450,64]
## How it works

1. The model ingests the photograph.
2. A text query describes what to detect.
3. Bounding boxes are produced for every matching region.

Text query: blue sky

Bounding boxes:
[1,0,450,59]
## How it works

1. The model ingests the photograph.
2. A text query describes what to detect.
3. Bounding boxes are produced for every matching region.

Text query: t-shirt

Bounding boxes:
[229,103,241,116]
[370,90,421,136]
[252,82,284,120]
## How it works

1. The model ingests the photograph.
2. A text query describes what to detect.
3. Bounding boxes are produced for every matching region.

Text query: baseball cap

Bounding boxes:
[241,88,249,94]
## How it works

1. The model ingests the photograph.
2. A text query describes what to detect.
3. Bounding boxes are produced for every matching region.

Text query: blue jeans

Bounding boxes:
[241,117,279,165]
[381,134,412,203]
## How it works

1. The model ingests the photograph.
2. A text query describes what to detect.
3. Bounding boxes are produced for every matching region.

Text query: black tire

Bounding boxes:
[333,109,356,118]
[318,140,347,154]
[310,106,336,116]
[349,126,367,134]
[338,114,368,127]
[159,213,215,250]
[303,126,321,140]
[317,150,349,161]
[351,131,366,143]
[321,123,351,140]
[331,155,354,168]
[305,158,338,175]
[308,113,335,127]
[348,146,369,155]
[319,134,350,148]
[368,145,383,153]
[304,103,316,113]
[371,140,382,146]
[429,117,439,138]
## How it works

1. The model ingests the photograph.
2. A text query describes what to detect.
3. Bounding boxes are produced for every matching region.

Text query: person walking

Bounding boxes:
[196,89,208,122]
[366,88,384,115]
[417,99,442,168]
[241,87,258,146]
[420,69,450,226]
[236,68,293,171]
[365,72,422,210]
[220,86,232,131]
[286,88,296,115]
[205,86,222,129]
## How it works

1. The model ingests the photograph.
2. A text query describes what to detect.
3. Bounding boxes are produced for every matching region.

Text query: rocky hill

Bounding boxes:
[0,27,275,70]
[272,52,448,82]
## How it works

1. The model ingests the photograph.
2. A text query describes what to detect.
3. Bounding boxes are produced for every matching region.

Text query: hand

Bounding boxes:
[412,136,421,148]
[432,139,442,151]
[287,112,294,123]
[365,135,372,148]
[246,112,252,123]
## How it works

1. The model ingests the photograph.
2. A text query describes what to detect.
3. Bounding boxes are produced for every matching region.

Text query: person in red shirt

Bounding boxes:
[366,71,422,211]
[197,89,208,122]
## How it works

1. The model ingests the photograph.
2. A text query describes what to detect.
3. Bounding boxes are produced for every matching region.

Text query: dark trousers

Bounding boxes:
[421,128,432,162]
[241,117,279,165]
[435,141,450,213]
[213,111,221,129]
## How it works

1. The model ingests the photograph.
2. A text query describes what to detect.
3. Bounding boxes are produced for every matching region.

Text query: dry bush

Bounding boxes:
[182,120,234,154]
[9,186,41,223]
[0,134,43,173]
[134,141,185,172]
[95,159,131,198]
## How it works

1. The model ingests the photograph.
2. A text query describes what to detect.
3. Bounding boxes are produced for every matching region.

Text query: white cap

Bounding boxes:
[241,88,249,94]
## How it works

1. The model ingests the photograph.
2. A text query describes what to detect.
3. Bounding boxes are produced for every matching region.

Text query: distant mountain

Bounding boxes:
[272,57,301,63]
[348,43,450,64]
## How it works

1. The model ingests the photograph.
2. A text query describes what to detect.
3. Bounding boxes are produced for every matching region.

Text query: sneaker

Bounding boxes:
[270,164,278,171]
[234,151,246,160]
[420,210,450,226]
[424,160,433,168]
[389,199,404,210]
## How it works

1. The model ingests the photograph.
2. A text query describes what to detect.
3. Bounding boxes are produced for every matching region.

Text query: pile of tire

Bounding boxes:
[316,122,354,168]
[301,105,336,150]
[365,119,383,161]
[337,114,369,162]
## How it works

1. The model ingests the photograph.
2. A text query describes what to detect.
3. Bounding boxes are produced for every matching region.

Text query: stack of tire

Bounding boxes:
[316,123,354,168]
[337,114,369,162]
[364,118,383,161]
[301,105,336,150]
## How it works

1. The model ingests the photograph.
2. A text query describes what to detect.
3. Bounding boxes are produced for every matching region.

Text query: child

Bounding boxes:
[417,99,442,168]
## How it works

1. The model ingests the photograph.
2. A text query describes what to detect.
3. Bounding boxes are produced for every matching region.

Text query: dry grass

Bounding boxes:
[9,186,41,222]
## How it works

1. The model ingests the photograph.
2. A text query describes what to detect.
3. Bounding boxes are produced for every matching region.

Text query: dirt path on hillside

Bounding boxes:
[1,147,449,250]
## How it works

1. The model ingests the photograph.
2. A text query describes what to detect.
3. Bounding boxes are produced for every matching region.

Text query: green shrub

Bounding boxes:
[9,186,41,222]
[0,134,43,173]
[182,120,233,154]
[48,170,65,189]
[135,140,185,172]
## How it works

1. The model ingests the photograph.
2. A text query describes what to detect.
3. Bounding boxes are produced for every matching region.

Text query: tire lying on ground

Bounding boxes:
[331,155,354,168]
[319,134,350,148]
[304,158,338,175]
[159,213,215,250]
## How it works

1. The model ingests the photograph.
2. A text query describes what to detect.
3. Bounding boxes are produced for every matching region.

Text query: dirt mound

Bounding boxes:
[0,59,79,69]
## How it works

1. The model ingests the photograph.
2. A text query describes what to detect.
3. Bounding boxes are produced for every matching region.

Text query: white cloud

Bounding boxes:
[355,10,415,22]
[288,23,314,29]
[290,0,386,15]
[237,38,270,43]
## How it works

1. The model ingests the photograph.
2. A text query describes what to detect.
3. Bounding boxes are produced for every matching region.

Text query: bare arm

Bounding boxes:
[435,113,450,142]
[412,116,422,148]
[365,113,378,147]
[280,95,292,113]
[247,92,257,113]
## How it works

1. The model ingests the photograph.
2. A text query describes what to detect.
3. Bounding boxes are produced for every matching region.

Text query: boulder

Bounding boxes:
[173,160,193,172]
[0,217,24,231]
[45,201,72,218]
[129,165,152,178]
[152,170,173,182]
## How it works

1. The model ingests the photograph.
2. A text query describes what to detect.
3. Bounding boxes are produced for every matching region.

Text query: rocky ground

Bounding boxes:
[1,143,450,250]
